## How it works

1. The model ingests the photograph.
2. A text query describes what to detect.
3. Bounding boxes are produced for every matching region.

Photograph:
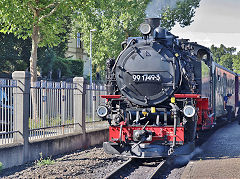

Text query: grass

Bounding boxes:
[36,153,55,166]
[29,116,74,129]
[85,115,101,122]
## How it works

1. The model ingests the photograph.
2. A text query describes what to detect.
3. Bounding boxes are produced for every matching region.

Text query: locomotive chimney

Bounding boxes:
[145,18,161,35]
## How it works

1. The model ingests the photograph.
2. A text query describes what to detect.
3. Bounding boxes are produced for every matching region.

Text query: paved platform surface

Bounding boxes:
[181,121,240,179]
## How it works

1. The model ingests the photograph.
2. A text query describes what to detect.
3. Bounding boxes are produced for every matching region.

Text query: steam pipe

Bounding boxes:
[173,111,177,147]
[169,103,179,148]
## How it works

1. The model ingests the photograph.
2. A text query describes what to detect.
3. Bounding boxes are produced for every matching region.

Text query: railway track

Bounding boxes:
[104,158,167,179]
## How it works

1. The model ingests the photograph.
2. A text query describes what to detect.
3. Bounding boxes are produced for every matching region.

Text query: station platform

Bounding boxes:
[181,121,240,179]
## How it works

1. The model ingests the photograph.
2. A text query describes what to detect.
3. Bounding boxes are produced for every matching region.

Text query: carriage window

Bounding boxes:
[223,73,227,81]
[218,75,221,81]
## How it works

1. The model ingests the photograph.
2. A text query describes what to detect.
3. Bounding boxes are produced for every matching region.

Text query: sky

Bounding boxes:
[171,0,240,51]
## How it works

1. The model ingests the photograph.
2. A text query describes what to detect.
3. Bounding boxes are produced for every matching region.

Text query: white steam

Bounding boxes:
[145,0,184,18]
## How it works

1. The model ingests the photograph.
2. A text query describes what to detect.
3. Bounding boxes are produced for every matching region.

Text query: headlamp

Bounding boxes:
[97,106,108,118]
[183,105,195,118]
[139,23,151,35]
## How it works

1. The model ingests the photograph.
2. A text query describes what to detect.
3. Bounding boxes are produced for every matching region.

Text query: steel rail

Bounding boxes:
[146,160,167,179]
[104,158,167,179]
[103,158,135,179]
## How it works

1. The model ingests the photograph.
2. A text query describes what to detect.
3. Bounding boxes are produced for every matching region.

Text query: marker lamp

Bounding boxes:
[142,111,148,116]
[151,107,156,113]
[171,97,176,103]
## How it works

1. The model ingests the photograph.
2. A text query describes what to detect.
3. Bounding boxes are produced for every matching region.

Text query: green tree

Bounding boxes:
[219,53,233,70]
[161,0,201,30]
[0,0,83,82]
[0,32,70,75]
[210,44,237,70]
[75,0,149,73]
[146,0,200,27]
[211,44,236,64]
[75,0,201,76]
[39,49,83,80]
[232,52,240,73]
[0,33,31,72]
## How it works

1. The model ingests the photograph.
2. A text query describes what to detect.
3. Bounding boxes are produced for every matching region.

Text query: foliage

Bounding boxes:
[0,32,72,76]
[0,0,79,47]
[36,153,55,166]
[68,59,84,77]
[0,33,31,72]
[38,48,84,80]
[210,44,240,71]
[0,0,84,82]
[0,162,2,172]
[38,48,56,78]
[75,0,201,75]
[52,58,84,80]
[232,52,240,74]
[219,53,233,70]
[75,0,149,73]
[0,0,201,78]
[161,0,201,30]
[210,44,236,63]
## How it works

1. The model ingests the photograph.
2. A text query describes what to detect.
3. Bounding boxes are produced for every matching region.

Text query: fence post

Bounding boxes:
[61,81,66,128]
[41,80,47,129]
[12,71,30,159]
[73,77,86,133]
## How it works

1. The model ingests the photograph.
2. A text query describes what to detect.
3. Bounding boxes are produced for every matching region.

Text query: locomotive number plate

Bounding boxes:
[132,74,161,82]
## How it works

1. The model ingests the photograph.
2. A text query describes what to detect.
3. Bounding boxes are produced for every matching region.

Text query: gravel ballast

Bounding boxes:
[0,146,128,179]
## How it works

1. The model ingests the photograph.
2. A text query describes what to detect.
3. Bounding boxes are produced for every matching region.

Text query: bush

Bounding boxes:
[68,59,84,77]
[36,153,55,166]
[38,48,84,80]
[52,58,83,80]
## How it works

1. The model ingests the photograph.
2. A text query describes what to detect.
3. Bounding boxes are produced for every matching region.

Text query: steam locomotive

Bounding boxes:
[97,18,239,158]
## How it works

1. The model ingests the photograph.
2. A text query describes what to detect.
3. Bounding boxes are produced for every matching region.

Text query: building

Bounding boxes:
[65,33,90,78]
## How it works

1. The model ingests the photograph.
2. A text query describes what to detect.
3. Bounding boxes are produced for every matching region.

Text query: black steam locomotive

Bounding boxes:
[97,18,237,158]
